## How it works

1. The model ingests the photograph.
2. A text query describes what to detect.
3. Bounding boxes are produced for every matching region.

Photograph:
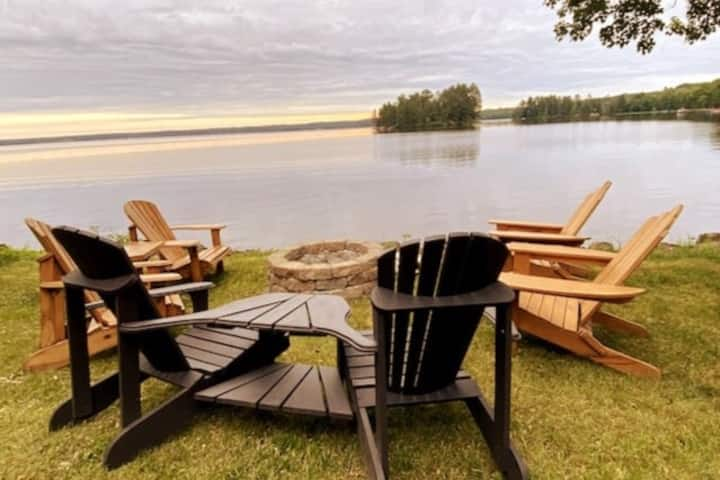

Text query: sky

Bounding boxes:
[1,0,720,136]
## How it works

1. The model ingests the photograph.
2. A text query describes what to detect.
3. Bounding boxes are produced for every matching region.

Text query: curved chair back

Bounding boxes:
[123,200,186,263]
[376,233,508,394]
[52,226,189,372]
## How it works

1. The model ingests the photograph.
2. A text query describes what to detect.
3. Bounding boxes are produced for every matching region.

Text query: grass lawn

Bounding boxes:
[1,243,719,479]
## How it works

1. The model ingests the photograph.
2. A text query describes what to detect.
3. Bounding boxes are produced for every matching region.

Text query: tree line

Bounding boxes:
[374,83,482,133]
[513,78,720,123]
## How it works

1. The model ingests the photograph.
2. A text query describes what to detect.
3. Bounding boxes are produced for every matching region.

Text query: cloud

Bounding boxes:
[1,0,719,113]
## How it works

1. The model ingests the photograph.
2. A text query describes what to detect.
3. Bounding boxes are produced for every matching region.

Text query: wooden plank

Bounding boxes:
[317,367,353,419]
[355,377,481,408]
[282,367,327,416]
[488,219,565,231]
[178,344,229,367]
[259,364,313,410]
[197,325,260,341]
[185,357,220,373]
[217,301,286,325]
[211,364,294,408]
[415,234,480,392]
[563,180,612,235]
[508,242,615,265]
[307,296,375,351]
[273,304,312,330]
[244,294,311,328]
[182,327,257,349]
[404,236,445,388]
[462,233,509,291]
[346,355,374,368]
[436,233,470,296]
[195,363,288,400]
[175,334,245,358]
[376,247,396,290]
[349,366,375,379]
[500,272,645,302]
[490,230,588,246]
[388,240,420,389]
[124,241,163,261]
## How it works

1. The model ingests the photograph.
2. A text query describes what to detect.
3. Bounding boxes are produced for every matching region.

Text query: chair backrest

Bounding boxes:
[25,218,78,274]
[123,200,185,263]
[561,180,612,235]
[26,218,115,325]
[578,204,684,323]
[52,226,190,372]
[376,233,509,395]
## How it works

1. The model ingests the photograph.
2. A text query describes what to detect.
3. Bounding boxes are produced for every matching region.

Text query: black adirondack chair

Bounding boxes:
[50,226,289,469]
[339,233,528,479]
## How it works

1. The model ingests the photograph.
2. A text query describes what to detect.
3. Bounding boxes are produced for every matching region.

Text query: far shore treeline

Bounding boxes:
[373,83,481,133]
[512,78,720,123]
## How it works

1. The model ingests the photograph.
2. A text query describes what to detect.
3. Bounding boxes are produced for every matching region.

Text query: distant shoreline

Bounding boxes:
[0,118,373,147]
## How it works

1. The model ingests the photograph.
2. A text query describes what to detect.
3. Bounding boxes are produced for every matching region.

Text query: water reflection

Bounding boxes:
[373,131,479,167]
[711,124,720,150]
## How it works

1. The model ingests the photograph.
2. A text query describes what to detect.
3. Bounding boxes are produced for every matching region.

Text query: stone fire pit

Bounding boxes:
[268,240,384,299]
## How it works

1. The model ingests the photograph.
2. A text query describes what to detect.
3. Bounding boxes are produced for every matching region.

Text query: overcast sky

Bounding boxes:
[2,0,720,117]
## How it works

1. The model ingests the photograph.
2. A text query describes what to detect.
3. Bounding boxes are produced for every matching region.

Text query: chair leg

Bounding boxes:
[592,311,649,337]
[466,303,528,479]
[465,396,528,480]
[103,386,197,469]
[49,372,121,431]
[356,407,386,480]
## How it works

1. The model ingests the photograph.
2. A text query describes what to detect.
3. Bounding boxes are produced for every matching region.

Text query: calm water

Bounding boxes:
[1,120,718,249]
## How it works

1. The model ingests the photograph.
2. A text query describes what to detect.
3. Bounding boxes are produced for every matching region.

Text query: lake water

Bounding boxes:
[1,120,718,249]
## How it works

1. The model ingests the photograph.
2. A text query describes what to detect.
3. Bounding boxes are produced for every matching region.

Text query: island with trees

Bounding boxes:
[512,78,720,123]
[374,83,481,133]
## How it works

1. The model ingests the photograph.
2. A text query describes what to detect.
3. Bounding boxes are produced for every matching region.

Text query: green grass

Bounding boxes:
[1,243,719,479]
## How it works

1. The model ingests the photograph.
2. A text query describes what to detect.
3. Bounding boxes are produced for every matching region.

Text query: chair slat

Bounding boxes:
[259,364,313,410]
[562,181,612,235]
[404,236,445,388]
[389,241,420,389]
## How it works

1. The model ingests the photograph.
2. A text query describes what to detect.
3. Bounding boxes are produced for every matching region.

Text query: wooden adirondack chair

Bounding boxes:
[49,226,289,469]
[339,233,528,479]
[123,200,231,280]
[24,218,185,371]
[500,205,683,378]
[489,180,612,246]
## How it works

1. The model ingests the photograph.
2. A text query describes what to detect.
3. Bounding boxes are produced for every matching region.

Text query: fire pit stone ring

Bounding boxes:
[268,240,384,299]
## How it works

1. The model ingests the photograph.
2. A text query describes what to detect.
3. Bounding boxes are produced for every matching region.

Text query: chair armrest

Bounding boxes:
[139,272,183,283]
[499,272,644,303]
[170,224,225,247]
[491,230,588,246]
[508,242,615,272]
[169,224,226,231]
[488,219,565,233]
[147,281,214,298]
[370,282,515,313]
[162,240,202,248]
[133,259,173,269]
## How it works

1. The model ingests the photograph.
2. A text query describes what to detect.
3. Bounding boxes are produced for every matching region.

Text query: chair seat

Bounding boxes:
[519,292,583,332]
[195,362,353,420]
[175,325,261,374]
